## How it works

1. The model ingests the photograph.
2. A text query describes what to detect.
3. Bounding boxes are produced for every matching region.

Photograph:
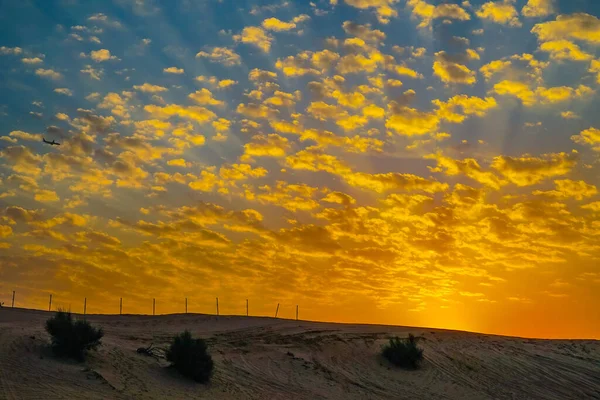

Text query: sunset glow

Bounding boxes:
[1,0,599,339]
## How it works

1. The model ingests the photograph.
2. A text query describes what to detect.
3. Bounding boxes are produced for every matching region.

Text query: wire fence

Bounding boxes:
[1,290,301,321]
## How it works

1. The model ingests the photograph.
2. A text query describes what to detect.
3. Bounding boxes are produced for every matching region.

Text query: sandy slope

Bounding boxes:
[0,308,598,400]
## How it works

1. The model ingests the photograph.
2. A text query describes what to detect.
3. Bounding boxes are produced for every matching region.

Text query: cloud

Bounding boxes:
[492,80,594,105]
[34,189,60,202]
[249,182,320,212]
[532,13,600,43]
[321,191,356,206]
[433,95,498,123]
[87,13,122,29]
[536,85,593,104]
[248,68,278,83]
[86,49,117,62]
[35,68,62,80]
[408,0,471,28]
[561,111,579,120]
[491,152,577,186]
[219,163,267,181]
[276,52,321,76]
[54,88,73,96]
[342,21,386,43]
[539,40,592,61]
[237,102,279,120]
[188,88,224,106]
[22,57,43,64]
[343,0,399,24]
[262,17,297,31]
[133,83,168,93]
[9,131,43,142]
[522,0,555,18]
[163,66,184,74]
[492,80,537,106]
[233,26,273,52]
[533,179,597,200]
[241,134,290,161]
[433,52,476,85]
[144,104,216,124]
[480,60,512,80]
[80,65,103,80]
[386,104,440,136]
[196,47,241,66]
[476,1,521,27]
[571,127,600,151]
[427,153,505,189]
[0,146,42,176]
[0,46,22,55]
[344,171,448,193]
[196,75,238,88]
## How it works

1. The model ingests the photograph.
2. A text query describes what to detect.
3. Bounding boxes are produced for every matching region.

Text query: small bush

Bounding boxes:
[45,310,104,360]
[382,334,424,369]
[166,330,213,383]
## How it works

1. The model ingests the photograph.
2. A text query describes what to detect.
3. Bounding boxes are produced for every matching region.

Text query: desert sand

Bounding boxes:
[0,308,598,399]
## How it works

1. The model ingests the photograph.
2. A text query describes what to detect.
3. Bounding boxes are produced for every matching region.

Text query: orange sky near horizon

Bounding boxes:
[0,0,599,339]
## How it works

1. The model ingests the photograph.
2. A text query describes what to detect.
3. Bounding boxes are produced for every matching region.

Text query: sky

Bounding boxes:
[0,0,599,339]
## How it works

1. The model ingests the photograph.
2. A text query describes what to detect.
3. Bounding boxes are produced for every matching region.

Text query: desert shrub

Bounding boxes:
[382,334,424,369]
[166,330,213,383]
[45,309,104,360]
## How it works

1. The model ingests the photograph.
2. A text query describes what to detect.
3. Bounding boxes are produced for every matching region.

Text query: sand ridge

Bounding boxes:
[0,308,598,399]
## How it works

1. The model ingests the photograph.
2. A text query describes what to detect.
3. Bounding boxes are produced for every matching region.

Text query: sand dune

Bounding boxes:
[0,308,598,399]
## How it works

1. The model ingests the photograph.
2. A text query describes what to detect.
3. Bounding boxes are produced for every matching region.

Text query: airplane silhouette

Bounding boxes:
[42,138,60,146]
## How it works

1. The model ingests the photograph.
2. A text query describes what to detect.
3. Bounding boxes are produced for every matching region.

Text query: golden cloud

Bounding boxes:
[408,0,470,28]
[343,0,399,24]
[144,104,216,124]
[89,49,116,62]
[539,39,592,61]
[491,152,577,186]
[233,26,273,52]
[188,88,224,106]
[522,0,555,18]
[480,60,512,80]
[433,56,476,85]
[133,83,168,93]
[241,134,290,162]
[571,127,600,151]
[196,47,241,66]
[164,66,184,74]
[476,1,521,27]
[342,21,386,43]
[9,130,43,142]
[427,153,505,189]
[533,179,597,200]
[35,68,62,80]
[262,17,297,31]
[532,13,600,43]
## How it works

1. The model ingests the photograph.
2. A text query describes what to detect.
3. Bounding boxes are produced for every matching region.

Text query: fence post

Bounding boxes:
[120,297,122,315]
[11,291,15,308]
[185,297,188,314]
[275,303,279,318]
[153,298,155,316]
[49,294,52,312]
[84,298,87,315]
[296,305,298,321]
[216,297,219,316]
[246,299,248,316]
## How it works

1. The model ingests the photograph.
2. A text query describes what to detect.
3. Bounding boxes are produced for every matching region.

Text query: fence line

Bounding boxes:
[3,290,301,321]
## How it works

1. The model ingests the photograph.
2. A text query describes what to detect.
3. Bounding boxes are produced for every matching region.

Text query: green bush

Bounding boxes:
[166,330,214,383]
[382,334,424,369]
[45,310,103,360]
